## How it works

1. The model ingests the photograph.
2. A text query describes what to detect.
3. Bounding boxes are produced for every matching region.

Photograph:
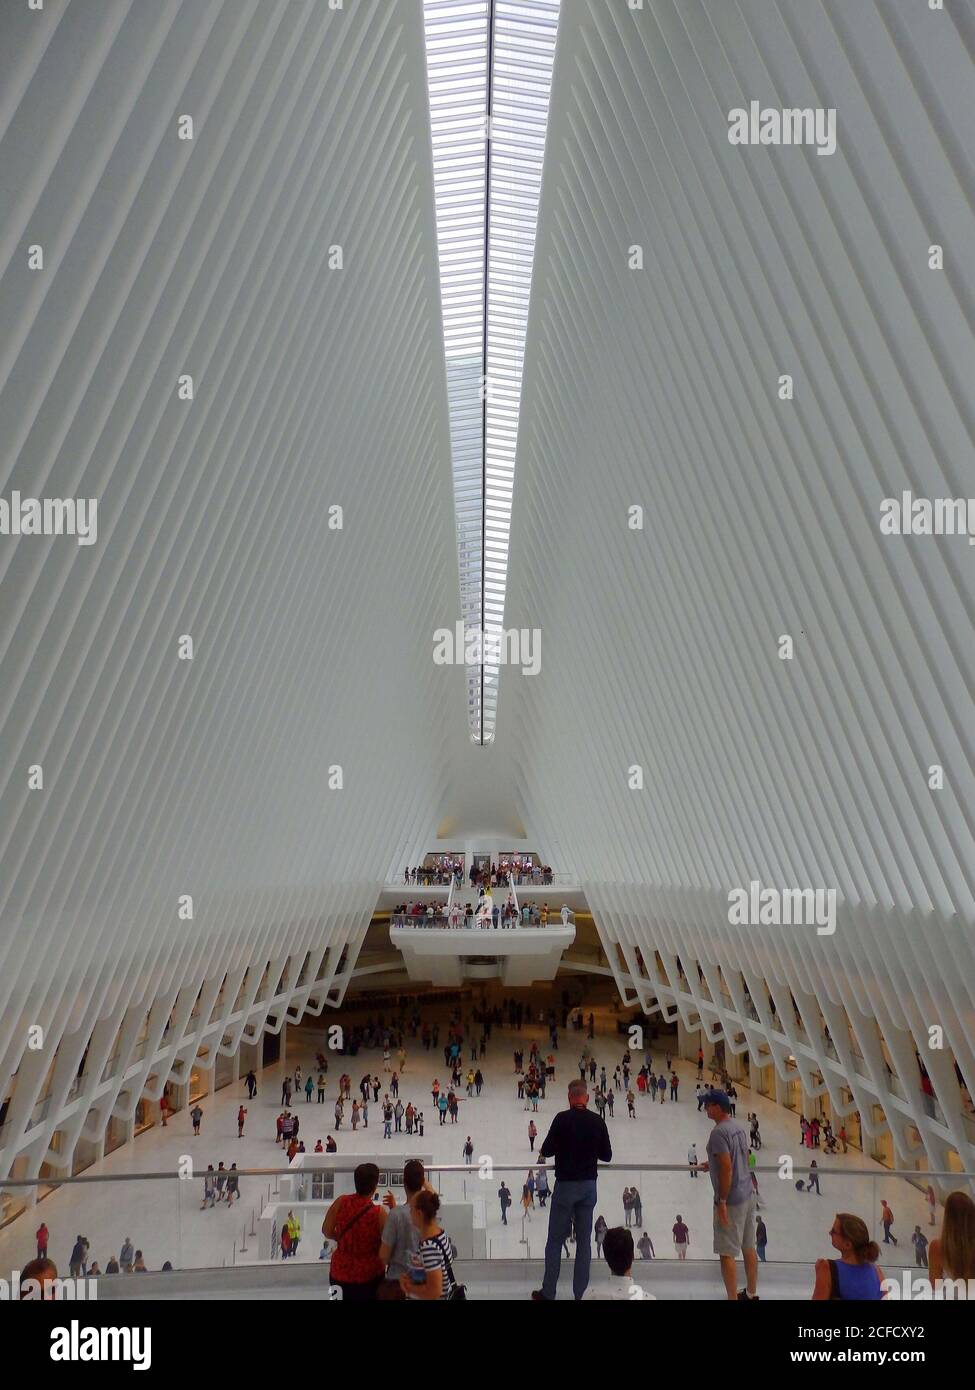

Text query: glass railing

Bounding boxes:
[2,1163,970,1285]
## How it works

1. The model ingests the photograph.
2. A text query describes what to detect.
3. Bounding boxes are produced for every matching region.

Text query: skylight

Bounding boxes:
[424,0,560,744]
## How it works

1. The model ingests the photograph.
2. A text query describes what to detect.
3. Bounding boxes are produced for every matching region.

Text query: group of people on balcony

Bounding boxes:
[492,857,553,886]
[393,893,570,930]
[403,857,463,886]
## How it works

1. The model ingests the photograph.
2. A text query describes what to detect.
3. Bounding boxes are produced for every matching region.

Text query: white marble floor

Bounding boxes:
[0,1005,936,1289]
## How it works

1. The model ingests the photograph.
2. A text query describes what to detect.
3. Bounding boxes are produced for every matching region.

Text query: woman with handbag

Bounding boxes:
[397,1190,465,1301]
[322,1163,387,1301]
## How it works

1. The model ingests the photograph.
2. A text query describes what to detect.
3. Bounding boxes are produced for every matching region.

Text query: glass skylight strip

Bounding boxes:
[425,0,560,743]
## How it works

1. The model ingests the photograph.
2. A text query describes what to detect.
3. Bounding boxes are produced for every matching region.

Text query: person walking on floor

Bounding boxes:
[532,1078,612,1301]
[912,1225,929,1268]
[756,1217,768,1262]
[522,1184,533,1221]
[528,1118,537,1152]
[499,1181,512,1225]
[637,1230,655,1260]
[190,1104,203,1136]
[806,1160,821,1195]
[536,1166,549,1208]
[881,1199,898,1245]
[237,1105,247,1138]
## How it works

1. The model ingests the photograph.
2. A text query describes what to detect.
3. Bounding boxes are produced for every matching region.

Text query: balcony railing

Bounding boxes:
[0,1163,969,1277]
[390,913,573,930]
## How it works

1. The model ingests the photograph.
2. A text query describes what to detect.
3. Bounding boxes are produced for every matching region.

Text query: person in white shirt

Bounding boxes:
[560,904,570,926]
[586,1228,654,1300]
[688,1142,699,1177]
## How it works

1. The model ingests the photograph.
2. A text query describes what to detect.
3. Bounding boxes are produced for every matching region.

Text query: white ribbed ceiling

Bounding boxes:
[0,0,457,1174]
[503,0,975,1172]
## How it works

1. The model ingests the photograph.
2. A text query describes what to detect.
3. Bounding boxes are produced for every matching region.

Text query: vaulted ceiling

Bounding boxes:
[0,0,973,1179]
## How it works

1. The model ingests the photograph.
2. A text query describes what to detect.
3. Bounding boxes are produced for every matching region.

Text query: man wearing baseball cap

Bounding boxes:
[696,1089,759,1300]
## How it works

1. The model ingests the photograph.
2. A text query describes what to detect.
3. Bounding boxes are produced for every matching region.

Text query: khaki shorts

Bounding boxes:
[712,1194,757,1257]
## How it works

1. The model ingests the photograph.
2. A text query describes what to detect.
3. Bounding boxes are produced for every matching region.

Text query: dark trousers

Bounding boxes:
[542,1179,597,1301]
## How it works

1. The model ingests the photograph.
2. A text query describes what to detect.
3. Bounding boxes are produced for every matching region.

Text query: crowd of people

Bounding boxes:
[403,857,464,886]
[401,858,556,891]
[30,1222,167,1280]
[392,891,571,931]
[495,857,554,886]
[19,996,975,1302]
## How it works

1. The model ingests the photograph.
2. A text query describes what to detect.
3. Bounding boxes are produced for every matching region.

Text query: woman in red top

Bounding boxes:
[323,1162,387,1301]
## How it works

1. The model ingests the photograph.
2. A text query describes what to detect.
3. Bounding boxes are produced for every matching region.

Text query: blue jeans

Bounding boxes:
[542,1179,597,1300]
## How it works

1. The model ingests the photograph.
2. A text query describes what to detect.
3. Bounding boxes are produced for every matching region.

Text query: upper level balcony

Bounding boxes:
[389,915,575,987]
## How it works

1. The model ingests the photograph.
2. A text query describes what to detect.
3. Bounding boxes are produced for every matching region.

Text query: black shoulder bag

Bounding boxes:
[441,1235,467,1301]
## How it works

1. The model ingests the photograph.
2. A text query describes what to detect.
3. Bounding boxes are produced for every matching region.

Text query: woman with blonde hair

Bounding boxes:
[812,1212,884,1300]
[928,1190,975,1282]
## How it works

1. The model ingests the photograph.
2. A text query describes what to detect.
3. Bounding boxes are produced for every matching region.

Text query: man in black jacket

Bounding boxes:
[532,1079,612,1300]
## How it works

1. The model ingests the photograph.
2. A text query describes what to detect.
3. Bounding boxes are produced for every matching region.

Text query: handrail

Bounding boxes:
[0,1162,968,1188]
[390,914,564,930]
